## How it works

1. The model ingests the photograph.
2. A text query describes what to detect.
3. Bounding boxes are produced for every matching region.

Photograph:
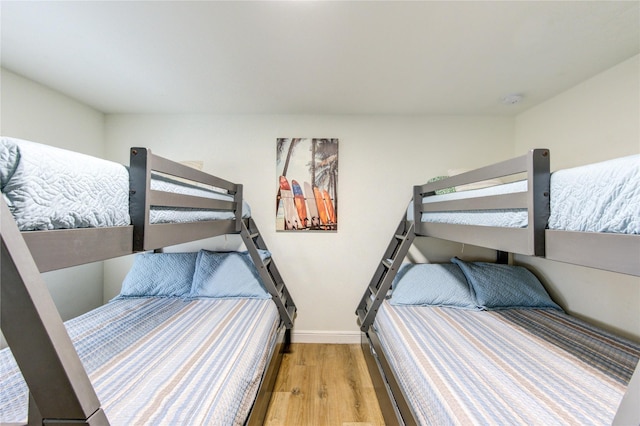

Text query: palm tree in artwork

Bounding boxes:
[277,138,302,178]
[308,139,338,223]
[276,138,302,212]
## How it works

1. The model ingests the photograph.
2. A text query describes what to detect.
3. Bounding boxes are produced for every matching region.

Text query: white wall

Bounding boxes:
[4,54,636,345]
[515,55,639,169]
[513,55,640,341]
[104,114,513,342]
[1,68,106,322]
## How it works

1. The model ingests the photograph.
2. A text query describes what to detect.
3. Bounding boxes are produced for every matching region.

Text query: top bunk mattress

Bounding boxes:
[548,154,639,234]
[410,153,639,234]
[1,137,250,231]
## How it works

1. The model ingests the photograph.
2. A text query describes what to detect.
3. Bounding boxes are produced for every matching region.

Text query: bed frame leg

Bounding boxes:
[613,363,640,425]
[28,393,42,426]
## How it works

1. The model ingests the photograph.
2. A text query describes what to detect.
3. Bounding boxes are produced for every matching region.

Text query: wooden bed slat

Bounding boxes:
[420,191,528,212]
[546,229,640,276]
[22,226,133,273]
[149,189,236,211]
[142,220,237,251]
[415,152,531,194]
[143,149,238,193]
[420,222,533,254]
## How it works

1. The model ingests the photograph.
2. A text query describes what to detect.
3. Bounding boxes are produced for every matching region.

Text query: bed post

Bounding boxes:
[234,184,243,232]
[527,149,550,256]
[412,188,421,235]
[496,250,509,264]
[28,393,43,425]
[1,200,109,425]
[613,363,640,425]
[129,147,151,252]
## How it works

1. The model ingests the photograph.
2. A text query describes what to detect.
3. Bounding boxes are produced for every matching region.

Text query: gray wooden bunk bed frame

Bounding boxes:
[1,147,296,426]
[356,149,640,425]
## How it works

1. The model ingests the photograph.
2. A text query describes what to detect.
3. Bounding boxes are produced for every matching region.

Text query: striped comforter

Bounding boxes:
[375,302,640,425]
[0,297,279,425]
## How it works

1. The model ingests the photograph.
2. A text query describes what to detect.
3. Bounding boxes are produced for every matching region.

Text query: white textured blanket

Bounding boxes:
[1,137,130,230]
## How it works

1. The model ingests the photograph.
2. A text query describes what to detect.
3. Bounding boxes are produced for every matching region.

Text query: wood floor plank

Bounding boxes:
[264,343,386,426]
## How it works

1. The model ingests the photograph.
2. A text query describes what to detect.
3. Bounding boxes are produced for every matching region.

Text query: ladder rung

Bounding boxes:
[365,294,375,311]
[382,259,392,269]
[262,258,272,267]
[369,284,379,296]
[248,231,259,240]
[279,292,288,307]
[276,282,287,295]
[394,233,406,240]
[287,305,296,318]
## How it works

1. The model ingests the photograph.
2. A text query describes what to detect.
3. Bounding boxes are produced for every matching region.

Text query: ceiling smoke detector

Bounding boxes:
[501,94,524,105]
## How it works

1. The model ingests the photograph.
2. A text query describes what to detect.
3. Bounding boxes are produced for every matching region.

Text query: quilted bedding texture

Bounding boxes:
[0,297,279,425]
[0,137,251,230]
[1,137,130,230]
[548,154,639,234]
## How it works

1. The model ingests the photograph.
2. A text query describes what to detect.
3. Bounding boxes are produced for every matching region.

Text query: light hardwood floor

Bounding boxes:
[264,343,386,426]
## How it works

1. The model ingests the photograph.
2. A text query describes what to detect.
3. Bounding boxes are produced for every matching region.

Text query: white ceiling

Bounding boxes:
[1,1,638,116]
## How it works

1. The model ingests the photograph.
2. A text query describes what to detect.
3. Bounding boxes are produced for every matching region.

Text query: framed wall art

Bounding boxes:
[276,138,338,232]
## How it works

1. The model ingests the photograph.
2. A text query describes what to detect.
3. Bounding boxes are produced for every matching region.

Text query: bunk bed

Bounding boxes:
[0,137,296,425]
[356,149,640,425]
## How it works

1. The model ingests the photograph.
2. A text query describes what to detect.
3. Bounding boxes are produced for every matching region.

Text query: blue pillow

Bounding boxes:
[389,263,477,309]
[189,250,271,299]
[119,252,198,298]
[451,257,562,311]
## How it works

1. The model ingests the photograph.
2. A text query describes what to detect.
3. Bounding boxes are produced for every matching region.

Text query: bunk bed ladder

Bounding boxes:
[356,219,415,332]
[1,200,110,425]
[242,218,296,329]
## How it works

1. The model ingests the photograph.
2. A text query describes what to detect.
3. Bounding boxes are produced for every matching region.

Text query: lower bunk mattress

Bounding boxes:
[374,301,640,425]
[0,297,279,425]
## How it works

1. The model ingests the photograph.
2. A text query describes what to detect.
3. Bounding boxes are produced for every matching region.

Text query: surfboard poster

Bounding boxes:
[276,138,338,231]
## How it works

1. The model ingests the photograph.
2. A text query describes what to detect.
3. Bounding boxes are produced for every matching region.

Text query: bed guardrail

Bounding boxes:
[412,149,550,256]
[129,147,244,252]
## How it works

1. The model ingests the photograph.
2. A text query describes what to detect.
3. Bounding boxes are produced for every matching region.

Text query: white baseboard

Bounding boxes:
[291,330,361,344]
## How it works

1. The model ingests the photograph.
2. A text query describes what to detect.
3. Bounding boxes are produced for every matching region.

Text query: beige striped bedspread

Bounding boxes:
[374,302,640,425]
[0,297,280,425]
